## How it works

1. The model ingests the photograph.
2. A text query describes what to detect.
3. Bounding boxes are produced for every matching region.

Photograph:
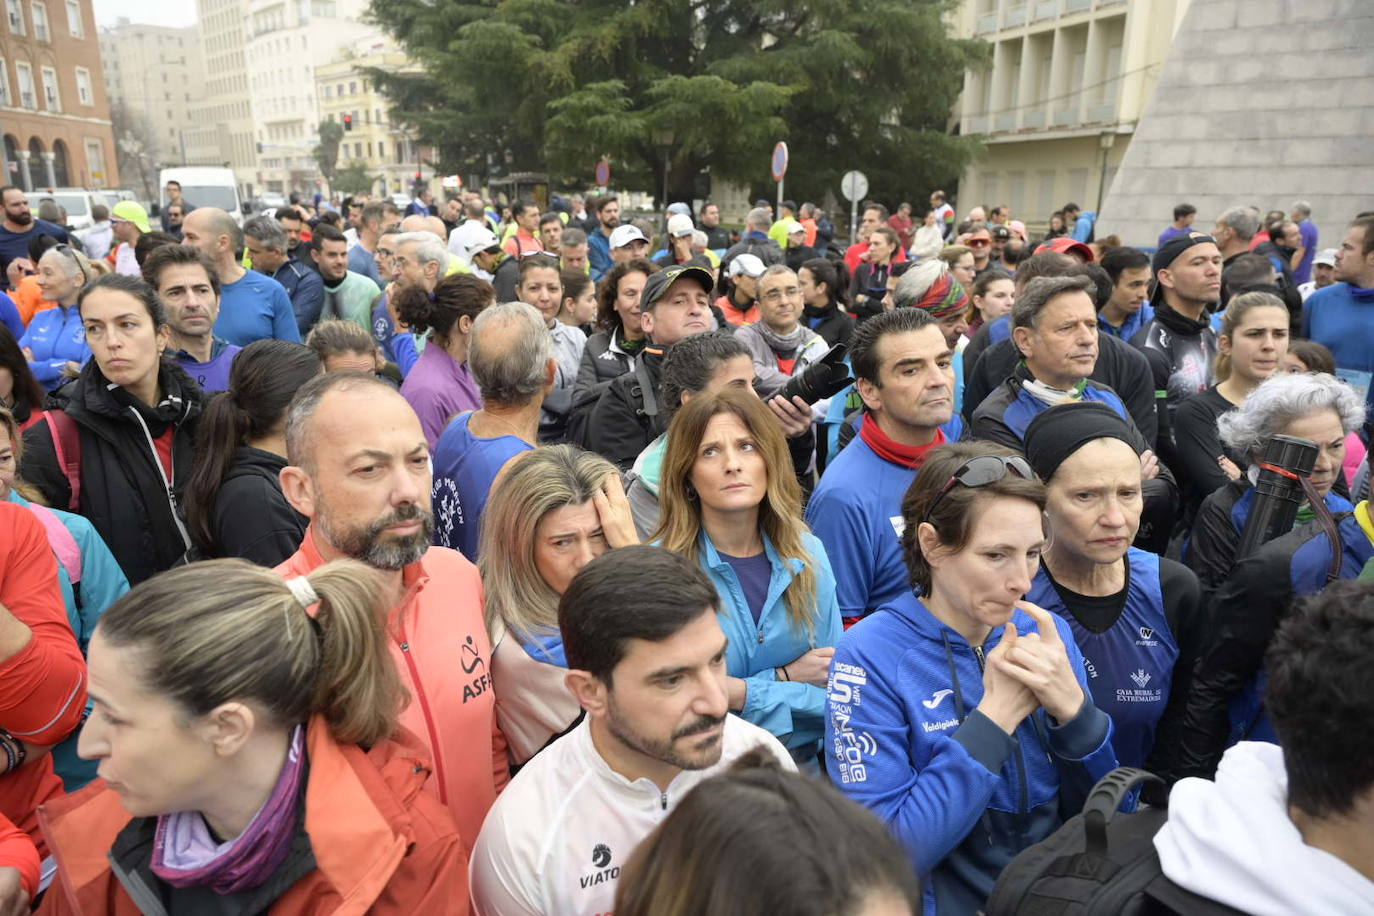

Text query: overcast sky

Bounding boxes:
[94,0,197,28]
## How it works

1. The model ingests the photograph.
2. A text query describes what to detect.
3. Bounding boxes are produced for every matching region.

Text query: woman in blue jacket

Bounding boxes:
[654,387,841,765]
[1021,403,1204,772]
[20,245,91,391]
[827,439,1117,916]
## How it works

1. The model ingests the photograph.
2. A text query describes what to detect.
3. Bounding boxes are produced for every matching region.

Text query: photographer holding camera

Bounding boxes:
[735,265,833,399]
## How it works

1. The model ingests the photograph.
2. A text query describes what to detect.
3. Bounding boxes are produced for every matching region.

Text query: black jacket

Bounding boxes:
[962,331,1159,447]
[1170,386,1243,521]
[702,225,733,250]
[584,344,669,469]
[1130,304,1217,461]
[21,360,205,585]
[1159,513,1373,783]
[784,244,820,273]
[803,303,855,348]
[848,261,893,322]
[492,256,520,304]
[213,446,307,567]
[721,235,784,275]
[569,329,639,448]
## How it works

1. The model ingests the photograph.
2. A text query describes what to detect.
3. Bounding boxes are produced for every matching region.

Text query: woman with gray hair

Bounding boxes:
[20,243,92,390]
[478,444,637,769]
[1187,370,1363,598]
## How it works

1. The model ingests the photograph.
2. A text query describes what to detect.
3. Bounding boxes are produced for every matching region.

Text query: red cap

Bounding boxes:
[1035,237,1095,263]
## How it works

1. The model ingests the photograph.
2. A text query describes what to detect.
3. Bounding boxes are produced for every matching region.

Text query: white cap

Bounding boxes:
[666,202,692,217]
[728,253,766,279]
[1314,248,1338,267]
[609,224,648,249]
[667,213,695,237]
[783,219,805,235]
[464,228,501,261]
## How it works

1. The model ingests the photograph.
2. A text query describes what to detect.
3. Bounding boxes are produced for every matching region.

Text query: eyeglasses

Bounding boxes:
[921,455,1034,527]
[965,238,990,248]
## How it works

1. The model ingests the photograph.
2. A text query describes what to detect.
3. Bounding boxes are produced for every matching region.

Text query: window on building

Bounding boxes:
[349,80,356,95]
[323,85,330,99]
[377,140,384,158]
[15,61,35,108]
[0,60,10,106]
[84,138,105,183]
[40,65,59,110]
[30,2,46,41]
[354,141,362,158]
[6,0,23,35]
[74,66,91,105]
[64,0,78,37]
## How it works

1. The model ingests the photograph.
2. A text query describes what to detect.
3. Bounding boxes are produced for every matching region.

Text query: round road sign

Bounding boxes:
[771,142,789,182]
[840,170,869,202]
[595,159,611,187]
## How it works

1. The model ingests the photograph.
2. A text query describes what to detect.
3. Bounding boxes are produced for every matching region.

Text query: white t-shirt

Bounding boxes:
[469,714,794,915]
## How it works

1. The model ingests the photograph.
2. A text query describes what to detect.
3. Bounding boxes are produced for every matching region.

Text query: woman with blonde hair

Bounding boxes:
[478,444,639,768]
[653,387,840,764]
[38,558,470,913]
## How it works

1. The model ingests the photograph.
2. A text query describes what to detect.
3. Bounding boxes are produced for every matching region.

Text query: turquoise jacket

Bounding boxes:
[697,529,842,756]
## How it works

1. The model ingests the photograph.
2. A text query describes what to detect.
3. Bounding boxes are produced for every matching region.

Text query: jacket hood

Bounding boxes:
[228,445,290,478]
[48,358,203,429]
[1155,742,1374,916]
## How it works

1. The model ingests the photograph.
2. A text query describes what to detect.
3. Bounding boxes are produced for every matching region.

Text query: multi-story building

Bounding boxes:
[0,0,117,190]
[99,20,202,198]
[245,0,372,195]
[315,32,430,199]
[953,0,1191,233]
[184,0,256,196]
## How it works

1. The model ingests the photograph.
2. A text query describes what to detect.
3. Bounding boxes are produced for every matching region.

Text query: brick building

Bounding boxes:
[0,0,118,189]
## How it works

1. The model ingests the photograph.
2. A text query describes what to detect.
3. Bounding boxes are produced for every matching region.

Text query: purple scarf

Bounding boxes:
[151,725,306,894]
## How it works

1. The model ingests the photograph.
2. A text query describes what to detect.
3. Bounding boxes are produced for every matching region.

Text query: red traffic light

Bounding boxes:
[342,114,353,131]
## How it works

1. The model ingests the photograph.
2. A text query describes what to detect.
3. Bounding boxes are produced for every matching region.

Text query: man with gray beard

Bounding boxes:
[274,370,506,852]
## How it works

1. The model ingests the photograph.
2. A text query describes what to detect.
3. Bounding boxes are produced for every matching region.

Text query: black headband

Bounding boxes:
[1022,402,1140,482]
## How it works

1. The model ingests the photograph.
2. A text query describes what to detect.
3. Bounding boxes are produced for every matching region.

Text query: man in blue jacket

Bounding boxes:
[244,215,325,337]
[806,308,959,625]
[586,195,621,282]
[1304,214,1374,403]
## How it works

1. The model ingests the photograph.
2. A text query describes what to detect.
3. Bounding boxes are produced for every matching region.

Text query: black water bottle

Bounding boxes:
[1235,434,1319,561]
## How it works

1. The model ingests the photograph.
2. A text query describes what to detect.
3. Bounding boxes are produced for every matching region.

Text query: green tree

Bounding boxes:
[313,120,344,185]
[365,0,985,208]
[333,162,381,196]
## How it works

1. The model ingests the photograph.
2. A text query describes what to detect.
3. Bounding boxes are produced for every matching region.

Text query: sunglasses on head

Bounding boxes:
[965,238,990,248]
[921,455,1034,527]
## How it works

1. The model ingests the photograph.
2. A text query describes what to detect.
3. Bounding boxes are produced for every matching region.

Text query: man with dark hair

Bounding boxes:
[559,227,589,274]
[449,198,491,265]
[245,214,324,336]
[538,211,563,252]
[159,180,195,233]
[806,308,959,624]
[0,186,69,282]
[1131,232,1222,456]
[311,223,382,332]
[585,264,715,467]
[275,206,309,264]
[1158,203,1197,248]
[503,199,544,259]
[469,545,793,916]
[182,206,300,345]
[1304,215,1374,400]
[143,244,240,391]
[699,201,731,251]
[1154,581,1374,912]
[1097,246,1154,339]
[277,370,504,856]
[586,194,621,281]
[405,186,437,218]
[1289,200,1319,285]
[721,207,785,275]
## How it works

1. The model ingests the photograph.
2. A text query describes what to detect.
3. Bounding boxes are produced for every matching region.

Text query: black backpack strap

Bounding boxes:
[633,357,658,419]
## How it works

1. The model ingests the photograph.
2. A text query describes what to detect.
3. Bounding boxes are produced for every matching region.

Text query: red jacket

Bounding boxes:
[844,240,907,274]
[37,717,469,914]
[0,503,87,854]
[277,527,507,851]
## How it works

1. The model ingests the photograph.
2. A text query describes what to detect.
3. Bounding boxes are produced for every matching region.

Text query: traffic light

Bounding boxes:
[343,114,353,132]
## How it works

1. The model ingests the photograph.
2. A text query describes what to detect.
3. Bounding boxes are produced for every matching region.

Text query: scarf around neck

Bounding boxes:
[1021,375,1087,408]
[754,320,808,354]
[151,725,306,894]
[860,413,946,469]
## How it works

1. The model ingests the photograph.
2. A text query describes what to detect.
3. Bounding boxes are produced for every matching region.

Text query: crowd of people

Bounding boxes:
[0,175,1369,915]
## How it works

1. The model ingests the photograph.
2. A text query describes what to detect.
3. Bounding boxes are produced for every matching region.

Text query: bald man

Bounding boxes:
[401,214,448,238]
[182,208,300,345]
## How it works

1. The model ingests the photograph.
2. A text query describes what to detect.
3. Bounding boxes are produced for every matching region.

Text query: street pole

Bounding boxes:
[662,154,669,210]
[850,197,858,246]
[777,177,783,216]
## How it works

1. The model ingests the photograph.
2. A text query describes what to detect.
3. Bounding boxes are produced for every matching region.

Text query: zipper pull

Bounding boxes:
[660,791,668,810]
[757,629,765,644]
[399,641,410,652]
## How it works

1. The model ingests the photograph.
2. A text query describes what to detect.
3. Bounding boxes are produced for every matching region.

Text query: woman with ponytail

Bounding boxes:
[184,340,321,565]
[796,257,854,347]
[397,273,494,449]
[37,557,469,913]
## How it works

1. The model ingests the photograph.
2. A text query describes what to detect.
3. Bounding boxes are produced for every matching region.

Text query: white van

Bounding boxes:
[158,167,243,226]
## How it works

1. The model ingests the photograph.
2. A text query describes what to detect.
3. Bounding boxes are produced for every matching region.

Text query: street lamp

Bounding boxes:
[653,127,673,209]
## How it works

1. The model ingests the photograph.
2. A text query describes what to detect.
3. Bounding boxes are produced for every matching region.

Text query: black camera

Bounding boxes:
[777,342,853,406]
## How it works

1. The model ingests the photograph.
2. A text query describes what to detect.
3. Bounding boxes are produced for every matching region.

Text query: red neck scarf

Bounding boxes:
[859,413,946,469]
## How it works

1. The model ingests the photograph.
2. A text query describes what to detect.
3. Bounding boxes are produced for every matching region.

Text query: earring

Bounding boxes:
[685,483,698,501]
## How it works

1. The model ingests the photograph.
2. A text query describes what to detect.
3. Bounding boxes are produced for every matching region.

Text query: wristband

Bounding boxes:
[777,666,790,682]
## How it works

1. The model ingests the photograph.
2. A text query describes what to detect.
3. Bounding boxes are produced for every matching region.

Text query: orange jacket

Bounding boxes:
[0,503,87,855]
[13,275,54,326]
[277,527,507,851]
[37,717,470,914]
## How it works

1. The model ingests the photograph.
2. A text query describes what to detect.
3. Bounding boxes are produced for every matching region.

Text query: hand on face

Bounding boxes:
[993,602,1086,724]
[592,473,639,549]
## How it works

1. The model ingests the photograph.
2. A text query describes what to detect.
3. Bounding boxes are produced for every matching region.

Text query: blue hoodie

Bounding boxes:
[20,303,89,390]
[827,593,1117,916]
[1303,281,1374,398]
[698,530,841,758]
